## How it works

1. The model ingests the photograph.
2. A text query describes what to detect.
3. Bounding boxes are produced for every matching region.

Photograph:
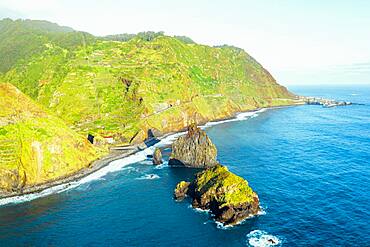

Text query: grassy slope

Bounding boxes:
[0,83,102,192]
[2,21,294,144]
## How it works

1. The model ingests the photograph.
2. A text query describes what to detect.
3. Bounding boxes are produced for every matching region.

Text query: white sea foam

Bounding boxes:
[215,205,267,229]
[215,212,258,230]
[258,205,267,216]
[191,204,266,230]
[140,160,154,165]
[0,108,270,206]
[154,161,169,170]
[136,174,160,180]
[246,230,282,247]
[200,108,266,129]
[157,132,186,146]
[121,166,137,172]
[236,108,266,121]
[216,221,234,230]
[188,204,210,214]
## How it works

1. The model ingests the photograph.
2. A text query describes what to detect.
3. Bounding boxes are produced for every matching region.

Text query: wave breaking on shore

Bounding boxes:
[0,108,268,206]
[200,108,267,128]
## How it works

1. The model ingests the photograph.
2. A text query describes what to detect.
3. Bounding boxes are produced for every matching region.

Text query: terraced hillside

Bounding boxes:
[0,18,95,74]
[0,83,101,193]
[1,19,295,145]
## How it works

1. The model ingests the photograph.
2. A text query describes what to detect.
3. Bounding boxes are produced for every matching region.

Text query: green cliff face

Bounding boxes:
[0,83,102,193]
[0,19,295,146]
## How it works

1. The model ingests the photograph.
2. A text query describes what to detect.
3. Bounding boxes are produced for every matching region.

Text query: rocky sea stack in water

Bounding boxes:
[173,181,190,200]
[169,123,217,168]
[174,165,260,226]
[153,148,163,165]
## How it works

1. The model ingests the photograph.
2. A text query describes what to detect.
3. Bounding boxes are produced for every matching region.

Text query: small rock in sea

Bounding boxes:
[169,123,217,168]
[153,148,163,165]
[268,238,277,245]
[173,181,190,200]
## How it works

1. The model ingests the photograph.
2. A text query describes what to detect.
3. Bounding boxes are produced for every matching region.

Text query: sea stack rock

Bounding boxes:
[173,181,190,200]
[153,148,163,165]
[169,123,217,168]
[175,165,260,226]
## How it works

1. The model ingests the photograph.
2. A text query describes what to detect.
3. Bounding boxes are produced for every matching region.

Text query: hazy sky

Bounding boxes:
[1,0,369,85]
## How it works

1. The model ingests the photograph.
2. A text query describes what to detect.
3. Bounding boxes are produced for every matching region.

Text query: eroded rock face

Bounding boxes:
[0,169,27,193]
[169,123,217,168]
[153,148,163,165]
[173,181,190,200]
[175,165,260,226]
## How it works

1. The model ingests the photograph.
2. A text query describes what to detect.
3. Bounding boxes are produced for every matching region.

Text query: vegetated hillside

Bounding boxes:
[0,83,101,193]
[0,18,95,73]
[1,18,295,145]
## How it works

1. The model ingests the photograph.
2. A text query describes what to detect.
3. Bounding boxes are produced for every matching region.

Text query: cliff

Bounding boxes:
[0,19,295,146]
[0,83,102,193]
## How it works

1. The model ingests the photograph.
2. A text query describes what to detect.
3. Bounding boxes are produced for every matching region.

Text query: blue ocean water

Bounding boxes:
[0,85,369,246]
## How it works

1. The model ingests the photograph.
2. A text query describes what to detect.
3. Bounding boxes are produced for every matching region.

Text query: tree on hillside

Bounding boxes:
[136,31,165,41]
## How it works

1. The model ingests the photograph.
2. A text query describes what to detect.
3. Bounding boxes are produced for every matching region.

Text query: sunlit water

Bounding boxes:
[0,85,369,246]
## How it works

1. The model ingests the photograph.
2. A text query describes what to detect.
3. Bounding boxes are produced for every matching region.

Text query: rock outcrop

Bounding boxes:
[175,165,260,226]
[169,124,217,168]
[173,181,190,200]
[300,96,352,108]
[153,148,163,165]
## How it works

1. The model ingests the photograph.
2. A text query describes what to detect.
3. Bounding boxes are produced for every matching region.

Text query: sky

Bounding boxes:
[0,0,369,86]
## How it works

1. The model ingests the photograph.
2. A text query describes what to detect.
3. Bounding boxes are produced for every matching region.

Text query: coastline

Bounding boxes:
[0,150,137,200]
[0,102,303,205]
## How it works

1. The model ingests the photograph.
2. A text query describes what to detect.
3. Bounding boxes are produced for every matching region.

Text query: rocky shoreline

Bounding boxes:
[0,104,298,203]
[299,96,352,107]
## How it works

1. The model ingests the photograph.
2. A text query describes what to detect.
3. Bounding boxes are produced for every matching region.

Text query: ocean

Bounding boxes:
[0,85,369,246]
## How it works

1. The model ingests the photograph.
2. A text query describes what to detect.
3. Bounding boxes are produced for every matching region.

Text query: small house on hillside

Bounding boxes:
[103,135,115,144]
